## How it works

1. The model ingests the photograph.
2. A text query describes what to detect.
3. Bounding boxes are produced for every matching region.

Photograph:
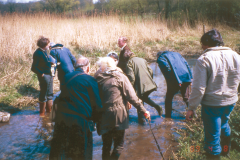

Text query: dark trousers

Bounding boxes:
[165,82,190,117]
[137,90,160,122]
[49,122,93,160]
[38,74,53,102]
[102,129,125,160]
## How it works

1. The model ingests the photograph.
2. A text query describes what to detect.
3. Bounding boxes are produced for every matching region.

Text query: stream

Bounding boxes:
[0,59,197,160]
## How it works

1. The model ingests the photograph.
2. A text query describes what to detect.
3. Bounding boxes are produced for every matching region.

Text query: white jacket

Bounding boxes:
[189,47,240,111]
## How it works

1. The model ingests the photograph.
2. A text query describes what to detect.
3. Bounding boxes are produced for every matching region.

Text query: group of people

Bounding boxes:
[31,29,240,160]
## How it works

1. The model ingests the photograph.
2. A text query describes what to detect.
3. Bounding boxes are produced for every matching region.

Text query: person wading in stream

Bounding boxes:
[94,52,132,110]
[31,36,53,117]
[49,56,102,160]
[50,42,76,89]
[157,51,192,118]
[186,29,240,160]
[117,36,131,73]
[95,57,150,160]
[117,37,163,123]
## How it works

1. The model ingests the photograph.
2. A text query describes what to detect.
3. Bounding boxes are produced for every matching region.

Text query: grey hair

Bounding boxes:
[96,57,116,72]
[75,56,90,71]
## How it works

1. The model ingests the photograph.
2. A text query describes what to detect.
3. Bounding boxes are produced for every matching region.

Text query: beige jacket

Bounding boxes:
[189,47,240,111]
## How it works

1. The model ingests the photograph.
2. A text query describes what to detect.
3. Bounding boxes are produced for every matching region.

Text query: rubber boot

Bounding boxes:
[110,150,121,160]
[137,111,146,124]
[144,97,163,116]
[155,105,163,116]
[46,100,53,113]
[39,102,46,117]
[205,153,221,160]
[165,103,172,118]
[220,135,231,157]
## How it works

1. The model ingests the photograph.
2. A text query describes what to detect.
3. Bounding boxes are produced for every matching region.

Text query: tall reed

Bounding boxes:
[0,12,238,88]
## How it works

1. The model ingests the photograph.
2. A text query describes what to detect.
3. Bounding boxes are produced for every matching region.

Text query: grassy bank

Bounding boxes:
[0,12,240,112]
[175,98,240,160]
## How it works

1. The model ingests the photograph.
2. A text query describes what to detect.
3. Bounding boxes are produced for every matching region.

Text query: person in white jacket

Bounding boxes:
[186,29,240,160]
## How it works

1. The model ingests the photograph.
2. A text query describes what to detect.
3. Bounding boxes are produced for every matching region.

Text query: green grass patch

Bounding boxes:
[175,107,206,159]
[176,100,240,159]
[0,74,39,113]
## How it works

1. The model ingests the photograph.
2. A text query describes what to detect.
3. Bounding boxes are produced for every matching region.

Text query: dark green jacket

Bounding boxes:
[126,56,157,97]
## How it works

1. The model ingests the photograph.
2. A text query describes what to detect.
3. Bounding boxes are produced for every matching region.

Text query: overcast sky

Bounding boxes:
[0,0,98,3]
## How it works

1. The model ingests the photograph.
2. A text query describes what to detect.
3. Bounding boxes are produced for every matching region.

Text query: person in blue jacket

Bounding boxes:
[31,36,53,117]
[157,51,192,118]
[50,43,76,86]
[50,56,103,160]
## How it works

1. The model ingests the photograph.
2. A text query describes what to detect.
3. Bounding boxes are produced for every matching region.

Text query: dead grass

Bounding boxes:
[0,12,239,111]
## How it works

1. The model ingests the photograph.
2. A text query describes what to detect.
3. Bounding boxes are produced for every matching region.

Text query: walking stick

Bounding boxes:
[147,119,165,160]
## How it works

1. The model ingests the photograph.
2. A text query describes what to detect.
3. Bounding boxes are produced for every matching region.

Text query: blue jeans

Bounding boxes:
[201,104,235,155]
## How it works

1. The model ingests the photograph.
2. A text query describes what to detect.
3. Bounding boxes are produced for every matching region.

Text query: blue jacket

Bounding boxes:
[31,48,52,75]
[50,44,76,82]
[56,68,103,130]
[157,51,192,84]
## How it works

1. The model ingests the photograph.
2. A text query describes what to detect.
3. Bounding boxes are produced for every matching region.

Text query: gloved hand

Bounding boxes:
[144,111,151,120]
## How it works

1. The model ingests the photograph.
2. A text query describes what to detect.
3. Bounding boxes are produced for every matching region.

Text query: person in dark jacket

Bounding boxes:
[50,43,76,85]
[31,36,53,117]
[95,57,150,160]
[157,51,192,118]
[117,36,131,73]
[49,56,102,160]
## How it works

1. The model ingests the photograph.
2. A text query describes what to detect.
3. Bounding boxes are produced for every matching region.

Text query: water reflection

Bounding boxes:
[0,59,197,160]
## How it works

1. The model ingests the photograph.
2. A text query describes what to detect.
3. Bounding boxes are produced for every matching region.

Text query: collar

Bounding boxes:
[39,48,45,52]
[203,46,232,54]
[75,68,85,73]
[51,47,63,50]
[129,54,136,60]
[121,43,127,50]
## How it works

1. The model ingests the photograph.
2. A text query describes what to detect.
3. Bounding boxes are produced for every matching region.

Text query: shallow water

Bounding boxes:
[0,59,197,160]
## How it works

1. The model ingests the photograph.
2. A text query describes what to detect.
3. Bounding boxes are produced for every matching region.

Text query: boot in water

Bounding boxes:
[39,102,46,117]
[46,100,53,113]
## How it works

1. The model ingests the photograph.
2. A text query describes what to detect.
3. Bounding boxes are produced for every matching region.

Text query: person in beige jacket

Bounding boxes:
[186,29,240,160]
[95,57,150,160]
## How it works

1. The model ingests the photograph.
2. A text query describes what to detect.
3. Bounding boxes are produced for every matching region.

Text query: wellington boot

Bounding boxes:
[220,135,231,157]
[144,97,163,116]
[137,111,146,125]
[46,100,53,113]
[205,153,221,160]
[39,102,46,117]
[155,105,163,116]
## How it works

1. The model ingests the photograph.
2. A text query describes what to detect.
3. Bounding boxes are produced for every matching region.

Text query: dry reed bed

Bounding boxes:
[0,12,237,88]
[0,13,169,86]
